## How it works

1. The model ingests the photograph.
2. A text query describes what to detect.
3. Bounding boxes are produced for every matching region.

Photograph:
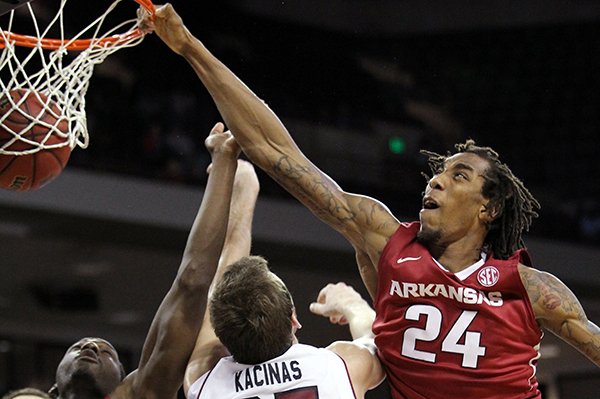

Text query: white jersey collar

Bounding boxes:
[433,251,488,281]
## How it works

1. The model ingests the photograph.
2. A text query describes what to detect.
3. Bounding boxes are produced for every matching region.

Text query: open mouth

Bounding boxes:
[422,197,439,210]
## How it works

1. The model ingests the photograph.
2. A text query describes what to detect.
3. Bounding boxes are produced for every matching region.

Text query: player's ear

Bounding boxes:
[480,202,500,224]
[291,309,302,331]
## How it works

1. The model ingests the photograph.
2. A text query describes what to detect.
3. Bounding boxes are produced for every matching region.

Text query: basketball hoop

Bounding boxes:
[0,0,155,155]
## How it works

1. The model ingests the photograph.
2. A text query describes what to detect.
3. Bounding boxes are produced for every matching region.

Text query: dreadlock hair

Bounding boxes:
[421,139,540,260]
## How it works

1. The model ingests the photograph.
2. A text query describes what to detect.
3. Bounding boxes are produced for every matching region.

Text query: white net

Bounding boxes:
[0,0,152,155]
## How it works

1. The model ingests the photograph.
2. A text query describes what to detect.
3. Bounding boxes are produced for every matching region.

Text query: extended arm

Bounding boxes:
[119,124,240,398]
[183,160,260,394]
[142,4,399,273]
[519,264,600,367]
[310,282,376,339]
[310,282,384,397]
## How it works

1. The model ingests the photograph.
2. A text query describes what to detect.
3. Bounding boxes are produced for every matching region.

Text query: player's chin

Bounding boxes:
[419,208,434,226]
[416,221,440,246]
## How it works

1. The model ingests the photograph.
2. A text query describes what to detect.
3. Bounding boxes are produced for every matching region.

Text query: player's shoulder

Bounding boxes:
[517,263,567,306]
[342,192,401,242]
[518,263,572,295]
[326,340,385,396]
[291,343,347,365]
[106,371,137,399]
[327,340,375,359]
[290,343,330,356]
[517,262,553,283]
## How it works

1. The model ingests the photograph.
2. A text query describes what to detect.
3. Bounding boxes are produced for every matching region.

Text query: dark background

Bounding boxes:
[0,1,599,398]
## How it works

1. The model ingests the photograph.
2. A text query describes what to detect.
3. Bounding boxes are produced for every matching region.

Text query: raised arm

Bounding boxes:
[118,123,240,398]
[310,282,384,398]
[183,160,260,395]
[142,4,399,267]
[519,264,600,366]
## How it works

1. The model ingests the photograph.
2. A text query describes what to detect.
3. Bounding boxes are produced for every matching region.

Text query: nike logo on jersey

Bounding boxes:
[397,256,421,264]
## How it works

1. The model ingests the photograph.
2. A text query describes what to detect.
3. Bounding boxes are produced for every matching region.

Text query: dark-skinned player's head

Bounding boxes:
[420,139,539,259]
[50,337,126,398]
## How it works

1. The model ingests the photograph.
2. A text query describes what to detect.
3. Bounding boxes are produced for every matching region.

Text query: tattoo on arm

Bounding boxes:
[522,266,600,364]
[271,155,394,236]
[272,155,354,227]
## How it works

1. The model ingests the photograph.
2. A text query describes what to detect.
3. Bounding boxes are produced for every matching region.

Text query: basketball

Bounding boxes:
[0,89,71,191]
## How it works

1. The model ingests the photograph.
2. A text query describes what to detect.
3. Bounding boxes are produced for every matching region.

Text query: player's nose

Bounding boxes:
[428,173,444,190]
[81,340,100,353]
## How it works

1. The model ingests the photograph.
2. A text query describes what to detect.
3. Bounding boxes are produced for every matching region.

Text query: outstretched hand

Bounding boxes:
[138,3,191,56]
[309,282,365,326]
[205,122,241,160]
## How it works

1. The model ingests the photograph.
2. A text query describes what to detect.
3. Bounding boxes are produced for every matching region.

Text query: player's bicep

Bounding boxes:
[328,341,385,395]
[521,265,585,330]
[520,265,600,364]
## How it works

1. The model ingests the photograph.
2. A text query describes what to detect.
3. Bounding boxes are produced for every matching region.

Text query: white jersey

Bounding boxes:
[188,343,357,399]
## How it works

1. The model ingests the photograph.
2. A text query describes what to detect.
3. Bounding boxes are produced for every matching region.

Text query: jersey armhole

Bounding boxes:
[331,350,358,399]
[378,222,416,270]
[189,368,214,399]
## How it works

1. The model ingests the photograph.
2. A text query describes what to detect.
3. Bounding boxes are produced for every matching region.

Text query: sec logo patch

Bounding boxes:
[477,266,499,287]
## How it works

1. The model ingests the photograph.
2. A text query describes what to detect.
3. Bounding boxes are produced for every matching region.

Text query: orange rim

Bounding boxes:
[0,0,155,50]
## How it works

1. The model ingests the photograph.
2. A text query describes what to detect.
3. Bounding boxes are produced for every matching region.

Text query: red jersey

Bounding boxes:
[373,222,543,399]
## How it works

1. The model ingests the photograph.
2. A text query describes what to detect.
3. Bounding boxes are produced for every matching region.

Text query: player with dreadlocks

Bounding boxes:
[420,139,540,260]
[144,4,600,398]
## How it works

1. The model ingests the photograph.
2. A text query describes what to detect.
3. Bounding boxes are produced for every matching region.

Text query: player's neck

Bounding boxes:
[430,243,484,274]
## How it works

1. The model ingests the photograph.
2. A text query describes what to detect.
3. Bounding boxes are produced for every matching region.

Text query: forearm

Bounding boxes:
[213,210,253,282]
[547,318,600,367]
[180,153,238,280]
[181,39,293,168]
[150,5,296,170]
[139,154,236,355]
[185,161,258,390]
[149,3,399,278]
[520,265,600,367]
[312,282,375,340]
[178,38,360,236]
[568,320,600,367]
[136,150,238,391]
[345,303,376,340]
[212,162,259,289]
